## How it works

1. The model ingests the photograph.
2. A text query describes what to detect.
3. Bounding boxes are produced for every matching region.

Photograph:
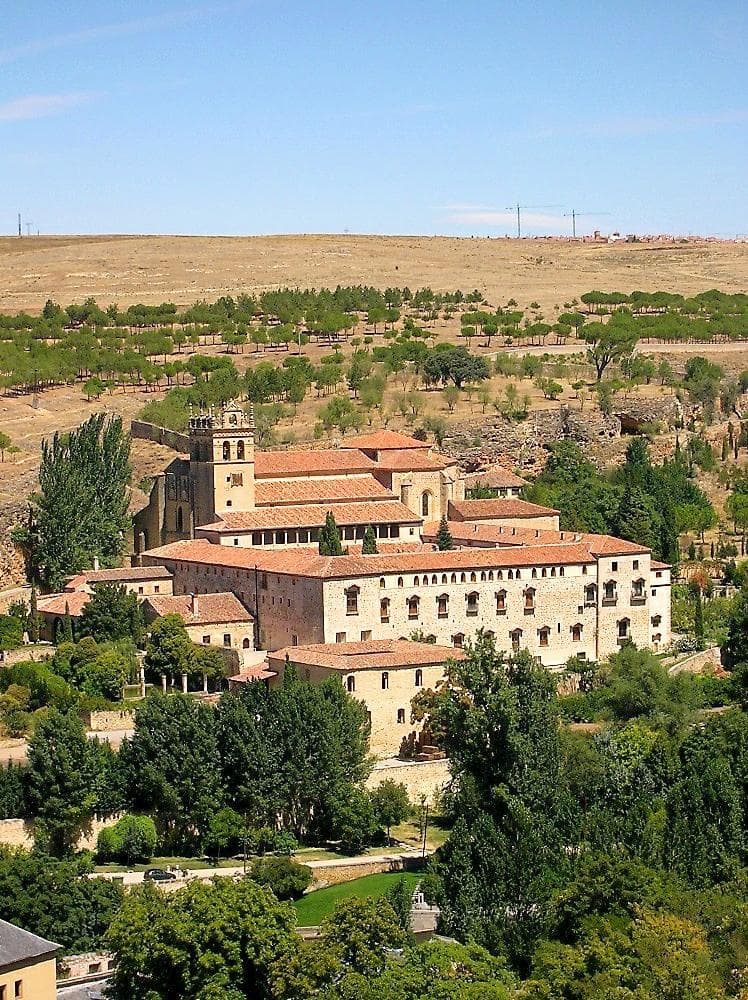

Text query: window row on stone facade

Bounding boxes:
[380,565,582,590]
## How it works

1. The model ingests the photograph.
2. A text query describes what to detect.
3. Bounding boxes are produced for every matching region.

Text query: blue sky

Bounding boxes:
[1,1,746,237]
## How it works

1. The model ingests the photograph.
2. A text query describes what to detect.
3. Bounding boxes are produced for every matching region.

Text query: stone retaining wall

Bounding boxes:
[131,419,190,454]
[366,758,451,806]
[86,709,135,732]
[0,814,120,851]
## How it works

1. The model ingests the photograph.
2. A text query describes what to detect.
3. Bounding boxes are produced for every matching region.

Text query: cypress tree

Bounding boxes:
[318,512,345,556]
[436,516,454,551]
[361,525,378,555]
[28,585,39,644]
[694,587,705,650]
[62,601,74,643]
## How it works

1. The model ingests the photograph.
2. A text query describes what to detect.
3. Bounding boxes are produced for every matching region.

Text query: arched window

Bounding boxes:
[484,629,495,640]
[550,567,557,577]
[496,590,507,613]
[382,671,389,689]
[397,577,404,588]
[541,567,547,578]
[421,491,432,517]
[460,572,466,583]
[414,576,420,587]
[380,577,386,588]
[510,628,522,651]
[480,571,487,582]
[345,586,359,615]
[497,570,503,580]
[516,570,521,580]
[437,594,449,618]
[222,441,231,460]
[176,506,184,533]
[450,573,457,584]
[488,570,494,581]
[470,571,477,583]
[559,567,565,577]
[524,587,536,611]
[508,570,514,580]
[415,669,423,687]
[585,584,597,605]
[431,574,438,585]
[617,618,630,640]
[397,708,406,724]
[237,440,245,460]
[452,633,465,648]
[466,591,479,616]
[603,580,617,603]
[652,614,662,627]
[407,595,420,620]
[532,568,538,578]
[242,637,251,649]
[538,626,550,647]
[346,675,356,693]
[380,598,390,623]
[571,623,583,642]
[441,574,448,584]
[632,577,645,599]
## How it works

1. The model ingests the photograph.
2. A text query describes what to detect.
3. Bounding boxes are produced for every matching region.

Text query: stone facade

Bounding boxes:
[366,758,451,807]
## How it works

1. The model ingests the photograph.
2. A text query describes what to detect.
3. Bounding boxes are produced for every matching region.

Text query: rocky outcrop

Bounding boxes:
[614,395,681,433]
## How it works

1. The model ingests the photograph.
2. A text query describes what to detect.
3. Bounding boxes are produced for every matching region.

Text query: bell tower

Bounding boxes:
[189,400,256,528]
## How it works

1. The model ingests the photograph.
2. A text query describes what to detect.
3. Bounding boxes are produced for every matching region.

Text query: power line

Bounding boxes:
[504,203,563,238]
[563,209,611,238]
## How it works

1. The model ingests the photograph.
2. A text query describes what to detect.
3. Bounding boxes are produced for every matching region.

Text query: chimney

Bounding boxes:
[93,555,100,571]
[190,593,199,617]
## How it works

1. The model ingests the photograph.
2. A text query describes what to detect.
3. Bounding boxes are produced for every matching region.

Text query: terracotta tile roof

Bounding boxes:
[38,592,90,616]
[372,450,455,471]
[651,560,672,570]
[582,534,650,557]
[269,639,465,671]
[65,566,173,589]
[463,466,528,489]
[200,501,421,533]
[255,476,394,506]
[142,592,253,624]
[143,538,596,579]
[422,521,579,547]
[343,430,431,451]
[448,499,559,521]
[254,449,376,478]
[228,664,277,683]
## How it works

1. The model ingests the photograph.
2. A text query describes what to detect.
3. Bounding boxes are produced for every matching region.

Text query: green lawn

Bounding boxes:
[293,871,421,926]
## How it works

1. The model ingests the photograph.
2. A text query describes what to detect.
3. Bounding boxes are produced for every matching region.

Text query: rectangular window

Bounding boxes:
[223,634,231,647]
[154,585,160,594]
[360,630,372,641]
[633,560,639,570]
[291,634,298,646]
[1,985,6,1000]
[138,586,144,594]
[14,984,22,1000]
[612,561,618,571]
[335,632,346,643]
[202,635,210,644]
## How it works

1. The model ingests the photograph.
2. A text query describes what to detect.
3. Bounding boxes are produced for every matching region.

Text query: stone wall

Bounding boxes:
[86,709,135,732]
[366,758,451,806]
[308,853,423,889]
[131,420,190,454]
[0,814,120,851]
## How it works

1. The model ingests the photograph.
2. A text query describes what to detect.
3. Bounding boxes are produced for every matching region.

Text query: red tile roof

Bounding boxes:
[228,664,277,683]
[255,476,394,506]
[269,639,465,671]
[651,560,672,570]
[582,534,650,557]
[372,450,455,471]
[38,592,90,616]
[143,538,596,579]
[64,566,173,590]
[463,466,527,489]
[343,430,431,451]
[199,501,421,533]
[449,499,559,521]
[254,449,376,478]
[142,592,253,624]
[422,520,578,547]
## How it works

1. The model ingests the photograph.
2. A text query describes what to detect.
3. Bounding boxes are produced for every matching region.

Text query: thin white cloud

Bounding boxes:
[0,2,248,66]
[527,108,748,141]
[0,92,97,123]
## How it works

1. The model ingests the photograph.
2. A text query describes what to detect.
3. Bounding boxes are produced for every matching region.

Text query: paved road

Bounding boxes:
[90,847,426,888]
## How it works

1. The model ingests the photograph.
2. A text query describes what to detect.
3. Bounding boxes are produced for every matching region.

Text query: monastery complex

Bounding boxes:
[42,400,671,757]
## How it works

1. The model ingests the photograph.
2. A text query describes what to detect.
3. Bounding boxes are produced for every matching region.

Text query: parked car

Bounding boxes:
[143,867,177,882]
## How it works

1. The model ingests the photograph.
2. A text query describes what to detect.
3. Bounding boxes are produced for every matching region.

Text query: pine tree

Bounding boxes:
[436,516,454,551]
[722,435,729,461]
[318,511,345,556]
[362,525,378,555]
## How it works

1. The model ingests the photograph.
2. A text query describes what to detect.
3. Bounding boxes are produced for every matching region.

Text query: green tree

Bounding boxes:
[106,877,298,1000]
[361,525,378,555]
[78,583,144,643]
[249,855,312,900]
[25,709,103,856]
[436,515,454,550]
[14,414,131,590]
[370,779,411,843]
[119,694,223,853]
[321,897,407,977]
[0,432,12,462]
[97,814,158,865]
[582,320,638,380]
[318,511,346,556]
[144,614,195,687]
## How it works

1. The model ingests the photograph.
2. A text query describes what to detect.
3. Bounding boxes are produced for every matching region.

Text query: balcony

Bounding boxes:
[601,596,618,607]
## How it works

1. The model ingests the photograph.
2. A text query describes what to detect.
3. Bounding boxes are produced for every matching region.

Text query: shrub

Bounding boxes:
[96,814,157,865]
[249,855,312,900]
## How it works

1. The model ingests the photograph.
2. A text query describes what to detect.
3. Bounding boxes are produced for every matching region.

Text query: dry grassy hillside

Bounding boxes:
[1,234,748,314]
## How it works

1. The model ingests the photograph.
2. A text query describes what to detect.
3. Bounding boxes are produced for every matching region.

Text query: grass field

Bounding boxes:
[293,870,421,926]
